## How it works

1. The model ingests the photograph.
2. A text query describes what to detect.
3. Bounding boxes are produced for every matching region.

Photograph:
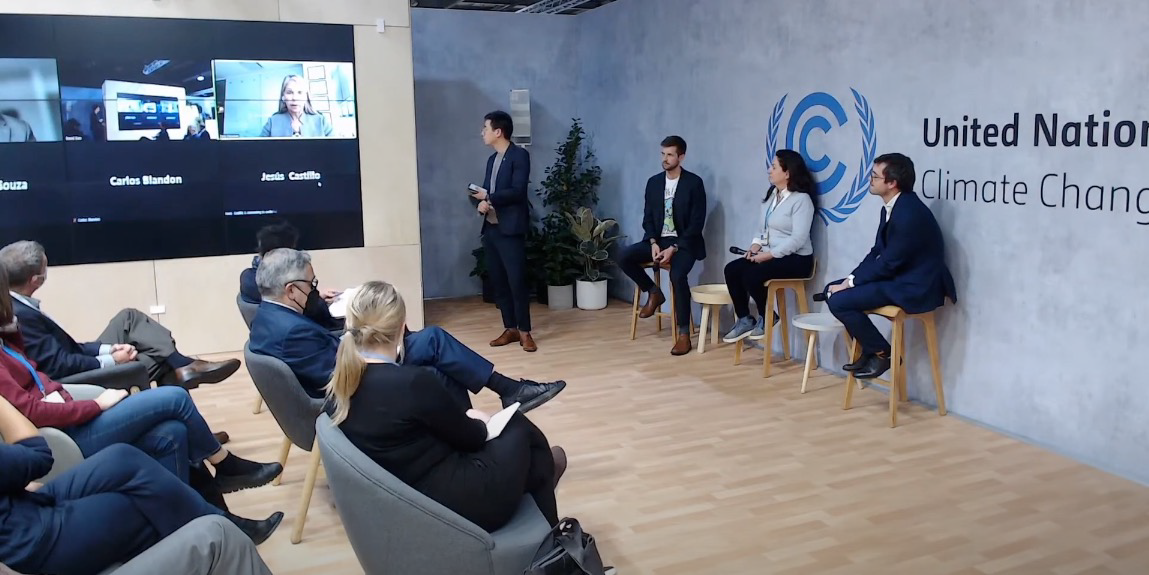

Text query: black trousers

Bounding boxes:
[618,238,696,331]
[421,412,558,532]
[482,224,532,333]
[824,280,894,356]
[723,254,815,318]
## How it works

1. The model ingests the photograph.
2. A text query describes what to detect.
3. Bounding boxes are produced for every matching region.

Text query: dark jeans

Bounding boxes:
[482,224,532,332]
[30,444,223,575]
[824,280,894,356]
[723,254,815,318]
[403,326,495,410]
[618,238,697,331]
[64,386,222,483]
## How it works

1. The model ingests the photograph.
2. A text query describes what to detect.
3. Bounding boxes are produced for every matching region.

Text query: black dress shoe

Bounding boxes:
[843,354,872,372]
[226,511,284,545]
[854,355,891,380]
[216,462,284,494]
[503,380,567,413]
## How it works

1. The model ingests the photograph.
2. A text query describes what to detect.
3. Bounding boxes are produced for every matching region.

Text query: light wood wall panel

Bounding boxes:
[356,25,423,248]
[32,260,159,344]
[0,0,419,355]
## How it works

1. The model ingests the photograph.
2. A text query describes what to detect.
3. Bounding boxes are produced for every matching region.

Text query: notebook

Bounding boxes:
[486,402,520,441]
[327,286,361,318]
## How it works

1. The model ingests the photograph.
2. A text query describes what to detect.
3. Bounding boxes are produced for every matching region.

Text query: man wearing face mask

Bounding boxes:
[0,241,240,390]
[248,249,565,412]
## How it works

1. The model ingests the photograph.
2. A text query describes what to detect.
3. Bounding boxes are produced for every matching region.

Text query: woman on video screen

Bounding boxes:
[259,74,332,138]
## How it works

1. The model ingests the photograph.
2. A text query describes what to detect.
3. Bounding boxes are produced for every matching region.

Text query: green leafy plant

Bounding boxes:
[566,207,620,282]
[535,119,602,286]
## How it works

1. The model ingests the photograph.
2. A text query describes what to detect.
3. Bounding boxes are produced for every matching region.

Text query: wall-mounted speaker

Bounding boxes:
[509,89,531,146]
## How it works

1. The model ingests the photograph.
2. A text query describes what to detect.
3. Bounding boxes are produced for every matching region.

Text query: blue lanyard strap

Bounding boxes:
[1,344,47,396]
[359,351,399,365]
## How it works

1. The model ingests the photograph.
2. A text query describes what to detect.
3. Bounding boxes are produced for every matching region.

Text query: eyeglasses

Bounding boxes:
[287,277,319,291]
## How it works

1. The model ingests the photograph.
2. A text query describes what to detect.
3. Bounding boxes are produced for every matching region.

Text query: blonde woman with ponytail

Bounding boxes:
[324,281,566,531]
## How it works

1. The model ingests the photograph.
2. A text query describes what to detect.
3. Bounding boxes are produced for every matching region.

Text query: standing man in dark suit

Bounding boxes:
[618,135,708,356]
[822,153,957,379]
[471,110,536,352]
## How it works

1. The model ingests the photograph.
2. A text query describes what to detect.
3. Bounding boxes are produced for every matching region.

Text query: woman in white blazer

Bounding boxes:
[723,149,817,342]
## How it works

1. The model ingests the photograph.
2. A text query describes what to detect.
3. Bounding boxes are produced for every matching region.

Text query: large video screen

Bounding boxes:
[0,15,364,265]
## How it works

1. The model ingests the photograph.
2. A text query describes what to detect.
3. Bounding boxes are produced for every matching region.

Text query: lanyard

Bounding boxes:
[360,351,399,365]
[1,343,47,396]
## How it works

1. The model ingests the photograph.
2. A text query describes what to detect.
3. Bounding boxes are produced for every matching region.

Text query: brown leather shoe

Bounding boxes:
[490,329,520,347]
[639,290,666,318]
[213,431,231,445]
[168,359,242,389]
[520,331,537,352]
[671,334,692,356]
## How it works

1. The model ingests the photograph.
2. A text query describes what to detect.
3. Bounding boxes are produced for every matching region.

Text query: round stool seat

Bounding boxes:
[690,284,732,306]
[792,312,844,333]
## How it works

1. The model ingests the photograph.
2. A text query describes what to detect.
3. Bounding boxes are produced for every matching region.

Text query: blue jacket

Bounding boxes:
[851,191,957,313]
[9,297,102,379]
[0,436,59,572]
[248,301,338,398]
[481,143,531,236]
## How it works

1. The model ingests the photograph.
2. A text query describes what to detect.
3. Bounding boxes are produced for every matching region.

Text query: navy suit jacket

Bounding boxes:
[851,191,957,313]
[239,257,343,331]
[9,298,101,379]
[481,143,531,236]
[248,301,338,398]
[642,168,708,260]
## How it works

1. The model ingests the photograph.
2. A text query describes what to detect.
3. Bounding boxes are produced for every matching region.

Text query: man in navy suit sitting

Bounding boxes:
[822,153,957,380]
[247,248,565,412]
[239,221,343,333]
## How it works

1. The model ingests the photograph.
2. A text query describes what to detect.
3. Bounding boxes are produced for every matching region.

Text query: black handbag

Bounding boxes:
[525,518,610,575]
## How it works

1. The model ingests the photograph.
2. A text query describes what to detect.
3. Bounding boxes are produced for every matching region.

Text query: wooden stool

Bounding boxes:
[790,312,844,393]
[734,259,818,378]
[630,261,695,340]
[690,284,733,354]
[842,305,946,428]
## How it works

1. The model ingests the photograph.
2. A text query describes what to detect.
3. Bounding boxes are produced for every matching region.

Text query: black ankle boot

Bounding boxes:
[214,457,284,494]
[225,511,285,545]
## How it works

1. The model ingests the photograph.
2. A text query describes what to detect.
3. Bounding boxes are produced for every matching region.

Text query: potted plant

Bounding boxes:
[566,206,620,310]
[469,246,495,304]
[536,119,602,310]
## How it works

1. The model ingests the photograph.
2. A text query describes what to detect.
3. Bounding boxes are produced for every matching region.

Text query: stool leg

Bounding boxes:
[923,315,947,416]
[734,338,743,365]
[778,291,791,361]
[889,319,902,428]
[630,285,641,341]
[762,288,777,378]
[843,338,859,409]
[655,271,664,333]
[897,324,908,403]
[697,304,711,354]
[710,305,721,346]
[795,285,810,316]
[800,331,816,393]
[669,283,677,336]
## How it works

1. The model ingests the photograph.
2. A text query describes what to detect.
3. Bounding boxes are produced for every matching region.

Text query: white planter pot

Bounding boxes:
[575,279,609,310]
[547,284,574,310]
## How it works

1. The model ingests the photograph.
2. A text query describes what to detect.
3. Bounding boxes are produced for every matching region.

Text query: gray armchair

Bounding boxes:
[236,293,259,330]
[0,384,105,482]
[57,362,150,392]
[243,343,325,544]
[315,413,551,575]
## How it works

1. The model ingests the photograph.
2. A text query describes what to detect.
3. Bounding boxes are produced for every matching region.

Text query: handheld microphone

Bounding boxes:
[729,246,747,255]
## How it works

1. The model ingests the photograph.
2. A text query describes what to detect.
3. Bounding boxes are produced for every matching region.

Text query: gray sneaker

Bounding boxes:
[722,316,757,343]
[748,316,767,340]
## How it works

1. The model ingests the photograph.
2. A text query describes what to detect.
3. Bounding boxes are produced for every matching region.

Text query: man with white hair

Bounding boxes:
[248,248,564,412]
[0,241,240,390]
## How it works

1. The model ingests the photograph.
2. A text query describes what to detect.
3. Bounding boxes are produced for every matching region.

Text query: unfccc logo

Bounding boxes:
[765,89,877,224]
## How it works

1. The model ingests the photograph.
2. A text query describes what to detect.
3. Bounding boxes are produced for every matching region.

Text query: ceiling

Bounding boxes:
[410,0,617,15]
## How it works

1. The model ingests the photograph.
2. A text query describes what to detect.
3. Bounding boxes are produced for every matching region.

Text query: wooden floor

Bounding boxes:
[196,297,1149,574]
